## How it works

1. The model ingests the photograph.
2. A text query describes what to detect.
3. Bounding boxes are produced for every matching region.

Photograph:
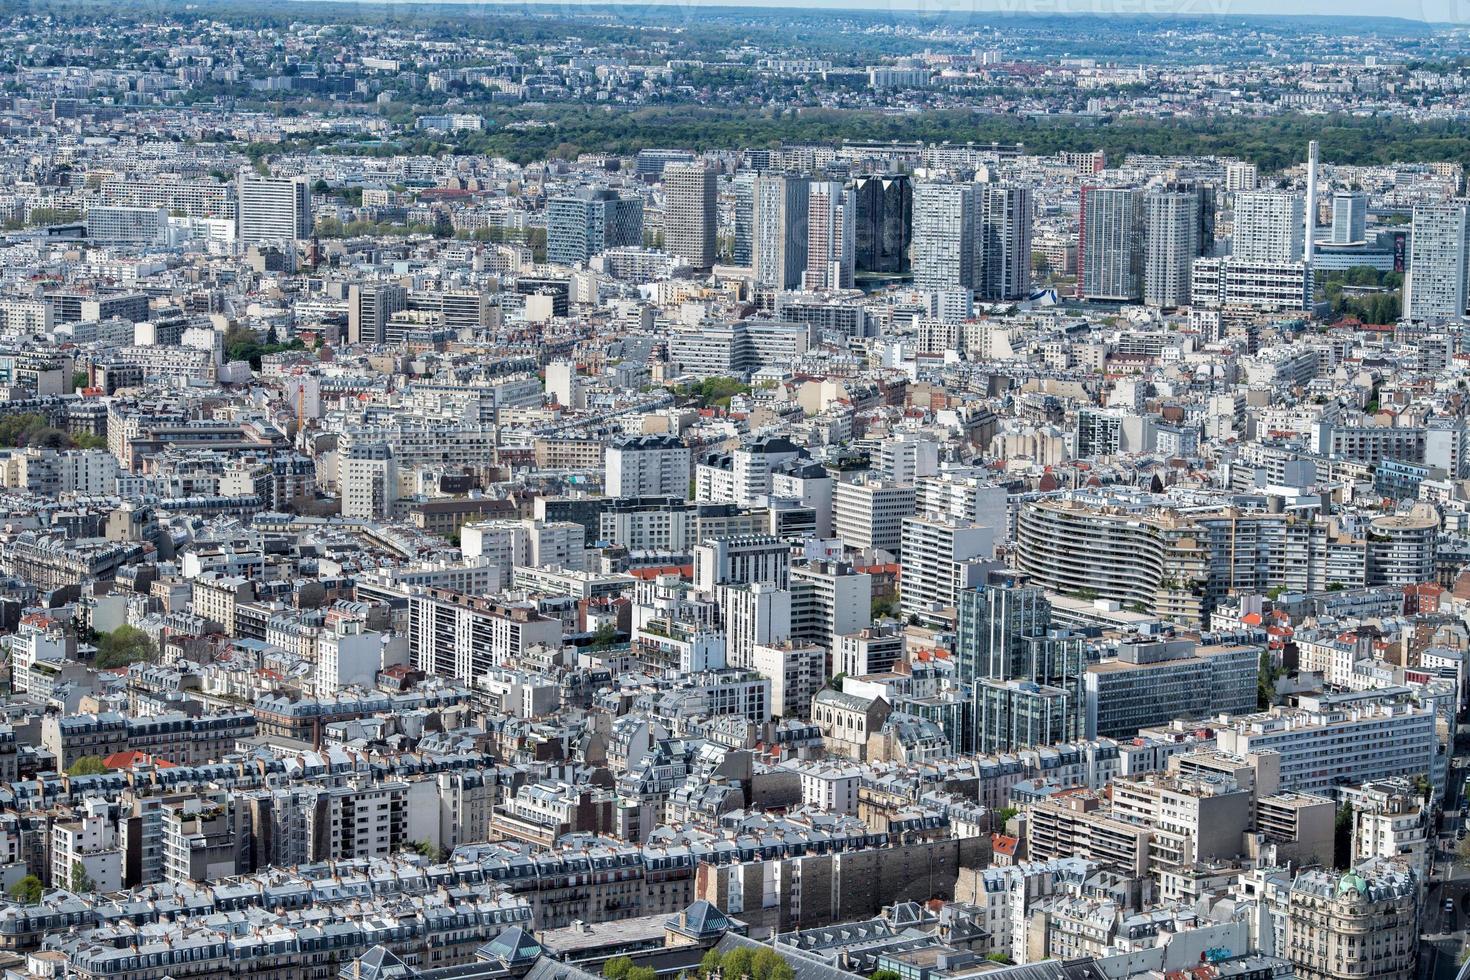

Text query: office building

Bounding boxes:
[86,206,168,244]
[348,282,408,345]
[663,162,717,271]
[1329,191,1368,246]
[832,481,916,556]
[605,434,691,498]
[853,174,911,275]
[546,186,644,266]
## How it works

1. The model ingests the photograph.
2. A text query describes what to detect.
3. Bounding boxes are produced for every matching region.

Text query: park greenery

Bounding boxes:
[674,377,751,410]
[0,413,105,451]
[94,624,157,670]
[1317,266,1404,326]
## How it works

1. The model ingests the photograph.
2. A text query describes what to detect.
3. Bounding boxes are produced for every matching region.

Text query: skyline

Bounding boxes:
[296,0,1470,27]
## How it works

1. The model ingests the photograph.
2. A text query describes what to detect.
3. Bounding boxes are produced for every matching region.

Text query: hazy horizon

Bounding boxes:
[296,0,1470,27]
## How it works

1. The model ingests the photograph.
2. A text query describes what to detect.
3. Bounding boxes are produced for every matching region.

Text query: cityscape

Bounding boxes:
[5,4,1470,980]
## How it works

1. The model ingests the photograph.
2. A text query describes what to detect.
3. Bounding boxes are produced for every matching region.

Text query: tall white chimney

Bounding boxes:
[1304,139,1319,262]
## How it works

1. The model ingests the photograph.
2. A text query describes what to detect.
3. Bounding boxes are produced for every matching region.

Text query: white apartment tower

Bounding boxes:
[1144,187,1201,308]
[1405,202,1469,322]
[1232,190,1304,264]
[804,180,856,290]
[753,174,811,290]
[237,172,312,243]
[912,181,976,293]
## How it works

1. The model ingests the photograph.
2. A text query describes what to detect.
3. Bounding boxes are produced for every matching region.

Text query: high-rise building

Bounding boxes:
[956,571,1088,753]
[1225,160,1259,192]
[912,181,976,293]
[348,282,408,345]
[545,187,643,266]
[1143,186,1202,308]
[1232,190,1304,264]
[804,180,855,290]
[1330,191,1368,246]
[955,570,1051,685]
[897,516,993,623]
[1405,201,1468,322]
[853,174,912,275]
[732,170,757,267]
[1078,186,1143,302]
[753,174,810,290]
[663,163,717,271]
[236,173,312,244]
[976,183,1032,301]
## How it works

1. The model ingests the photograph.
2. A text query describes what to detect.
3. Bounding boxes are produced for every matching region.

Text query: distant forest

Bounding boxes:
[315,108,1470,173]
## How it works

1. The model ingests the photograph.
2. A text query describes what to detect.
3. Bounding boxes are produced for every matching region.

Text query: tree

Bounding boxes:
[995,806,1019,827]
[870,971,902,980]
[71,371,89,391]
[719,948,753,980]
[1257,649,1281,710]
[604,958,635,980]
[69,861,94,894]
[67,756,108,777]
[408,838,436,858]
[749,950,792,980]
[590,623,618,650]
[94,625,155,670]
[7,874,43,905]
[699,951,722,978]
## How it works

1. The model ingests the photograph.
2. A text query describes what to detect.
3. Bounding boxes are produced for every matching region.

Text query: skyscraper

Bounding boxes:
[732,170,757,267]
[1330,191,1368,246]
[853,174,912,275]
[1232,190,1305,264]
[662,162,717,271]
[976,183,1033,302]
[753,174,810,290]
[237,173,312,244]
[1405,202,1469,322]
[545,186,643,266]
[912,181,976,293]
[804,179,855,290]
[1078,186,1143,302]
[1143,185,1201,308]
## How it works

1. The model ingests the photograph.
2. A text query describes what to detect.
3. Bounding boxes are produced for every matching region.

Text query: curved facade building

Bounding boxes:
[1014,497,1210,626]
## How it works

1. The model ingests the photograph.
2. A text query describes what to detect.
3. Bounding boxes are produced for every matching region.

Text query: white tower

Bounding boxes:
[1304,140,1319,262]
